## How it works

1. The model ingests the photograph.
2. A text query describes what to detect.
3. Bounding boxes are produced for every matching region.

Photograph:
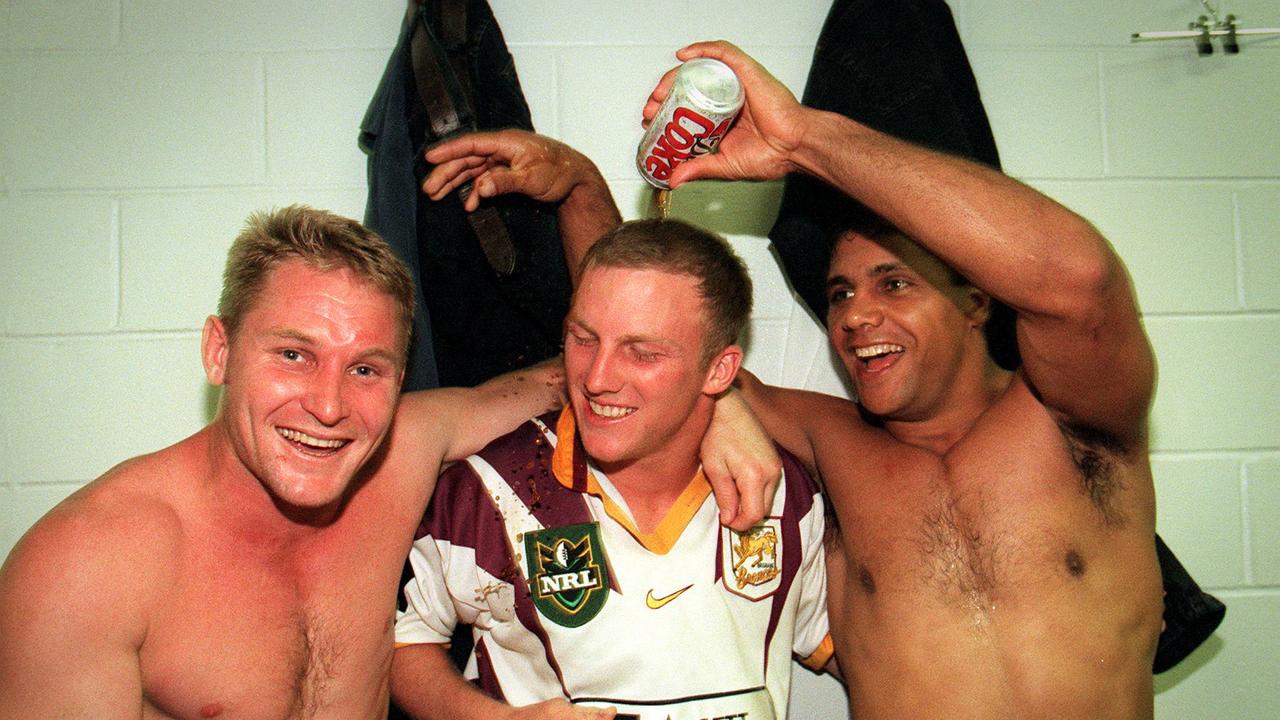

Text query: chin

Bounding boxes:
[578,434,633,469]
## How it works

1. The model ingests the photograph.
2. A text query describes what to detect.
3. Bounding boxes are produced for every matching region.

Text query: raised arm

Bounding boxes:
[657,41,1155,444]
[422,129,622,281]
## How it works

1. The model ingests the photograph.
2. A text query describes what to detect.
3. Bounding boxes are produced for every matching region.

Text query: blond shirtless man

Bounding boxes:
[0,205,774,719]
[643,42,1164,718]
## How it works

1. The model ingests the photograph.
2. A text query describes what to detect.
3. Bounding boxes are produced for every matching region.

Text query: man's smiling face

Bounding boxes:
[825,231,987,422]
[563,264,724,476]
[205,259,404,512]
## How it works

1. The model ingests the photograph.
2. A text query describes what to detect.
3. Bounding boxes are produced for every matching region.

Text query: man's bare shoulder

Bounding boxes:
[0,444,197,715]
[1,446,188,623]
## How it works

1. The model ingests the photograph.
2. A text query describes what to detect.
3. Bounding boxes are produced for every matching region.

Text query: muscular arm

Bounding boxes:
[790,114,1153,445]
[390,644,613,720]
[374,358,565,494]
[734,370,860,480]
[661,41,1155,445]
[699,388,782,530]
[0,493,159,719]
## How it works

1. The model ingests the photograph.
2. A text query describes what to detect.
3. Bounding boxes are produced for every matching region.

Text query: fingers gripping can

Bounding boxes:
[636,58,743,190]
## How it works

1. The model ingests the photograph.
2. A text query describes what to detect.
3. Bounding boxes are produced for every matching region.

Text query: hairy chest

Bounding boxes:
[138,536,401,719]
[820,422,1146,614]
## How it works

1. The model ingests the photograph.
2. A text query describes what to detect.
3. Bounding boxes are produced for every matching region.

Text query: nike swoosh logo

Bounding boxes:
[645,584,694,609]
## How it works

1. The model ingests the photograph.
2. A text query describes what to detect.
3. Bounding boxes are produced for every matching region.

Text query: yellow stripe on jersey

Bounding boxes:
[551,409,711,555]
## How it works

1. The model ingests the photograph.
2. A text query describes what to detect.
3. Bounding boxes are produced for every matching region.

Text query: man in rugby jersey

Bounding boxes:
[390,219,833,719]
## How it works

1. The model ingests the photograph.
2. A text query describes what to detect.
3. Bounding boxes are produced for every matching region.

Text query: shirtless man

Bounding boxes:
[641,42,1164,718]
[0,205,773,719]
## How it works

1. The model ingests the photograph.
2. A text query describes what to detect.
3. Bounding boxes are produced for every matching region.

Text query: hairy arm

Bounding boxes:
[661,40,1154,445]
[378,358,566,490]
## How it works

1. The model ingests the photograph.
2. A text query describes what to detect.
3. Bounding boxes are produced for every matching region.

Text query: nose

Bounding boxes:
[583,346,621,396]
[302,365,348,426]
[832,292,883,333]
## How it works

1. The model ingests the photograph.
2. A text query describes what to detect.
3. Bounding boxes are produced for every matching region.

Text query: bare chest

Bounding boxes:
[139,537,402,719]
[820,425,1133,612]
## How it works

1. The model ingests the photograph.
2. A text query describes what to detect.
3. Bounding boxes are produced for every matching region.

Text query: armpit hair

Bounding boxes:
[1057,420,1131,525]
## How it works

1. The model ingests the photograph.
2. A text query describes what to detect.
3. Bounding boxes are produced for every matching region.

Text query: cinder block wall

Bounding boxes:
[1,2,1275,717]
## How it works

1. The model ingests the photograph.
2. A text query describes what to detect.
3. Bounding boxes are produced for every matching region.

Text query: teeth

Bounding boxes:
[589,400,635,419]
[278,428,346,449]
[854,343,904,359]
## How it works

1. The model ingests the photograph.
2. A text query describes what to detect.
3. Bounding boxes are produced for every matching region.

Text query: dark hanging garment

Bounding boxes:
[768,0,1000,328]
[360,0,572,391]
[772,0,1224,674]
[1154,535,1227,673]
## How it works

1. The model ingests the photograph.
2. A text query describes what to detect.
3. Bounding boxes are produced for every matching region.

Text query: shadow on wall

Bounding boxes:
[1155,634,1225,694]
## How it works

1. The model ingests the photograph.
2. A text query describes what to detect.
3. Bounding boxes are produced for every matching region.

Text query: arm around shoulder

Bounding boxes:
[388,358,565,477]
[734,369,858,478]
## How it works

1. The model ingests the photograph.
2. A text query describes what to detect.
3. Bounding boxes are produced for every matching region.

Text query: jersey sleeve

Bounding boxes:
[791,477,833,669]
[394,461,494,647]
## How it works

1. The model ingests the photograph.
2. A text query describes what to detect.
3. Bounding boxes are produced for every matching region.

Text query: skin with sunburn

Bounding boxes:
[0,256,568,719]
[0,207,778,719]
[637,41,1163,719]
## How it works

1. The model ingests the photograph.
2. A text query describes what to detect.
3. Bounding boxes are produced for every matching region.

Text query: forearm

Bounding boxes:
[558,166,621,284]
[391,644,510,720]
[732,371,820,475]
[442,357,566,461]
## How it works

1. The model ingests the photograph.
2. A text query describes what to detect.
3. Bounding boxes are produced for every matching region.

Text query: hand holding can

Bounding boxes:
[636,58,744,191]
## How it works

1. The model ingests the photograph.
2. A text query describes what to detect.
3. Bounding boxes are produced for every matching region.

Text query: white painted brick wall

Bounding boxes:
[1,1,1275,717]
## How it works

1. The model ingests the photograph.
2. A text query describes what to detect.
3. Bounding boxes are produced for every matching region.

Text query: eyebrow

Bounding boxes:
[269,328,317,345]
[268,328,401,367]
[565,316,676,349]
[827,262,908,288]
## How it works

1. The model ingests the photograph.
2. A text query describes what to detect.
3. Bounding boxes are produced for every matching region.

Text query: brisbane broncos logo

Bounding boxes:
[722,520,783,600]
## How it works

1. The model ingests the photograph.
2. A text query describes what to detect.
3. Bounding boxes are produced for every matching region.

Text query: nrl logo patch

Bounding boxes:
[524,522,609,627]
[722,519,783,601]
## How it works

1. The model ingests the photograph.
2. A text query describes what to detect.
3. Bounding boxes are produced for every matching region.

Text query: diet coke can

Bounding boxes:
[636,58,743,190]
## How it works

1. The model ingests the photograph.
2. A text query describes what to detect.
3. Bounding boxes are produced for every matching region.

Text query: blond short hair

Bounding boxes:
[581,219,751,363]
[218,205,414,358]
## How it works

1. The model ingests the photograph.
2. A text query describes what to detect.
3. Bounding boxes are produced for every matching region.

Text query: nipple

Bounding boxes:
[200,703,224,718]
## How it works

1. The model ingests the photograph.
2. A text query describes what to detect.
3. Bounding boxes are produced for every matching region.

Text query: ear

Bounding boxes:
[966,289,992,328]
[202,315,230,386]
[702,344,744,396]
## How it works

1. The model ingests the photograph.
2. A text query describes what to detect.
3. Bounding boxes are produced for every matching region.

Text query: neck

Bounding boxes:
[881,355,1012,455]
[198,422,342,549]
[594,405,711,534]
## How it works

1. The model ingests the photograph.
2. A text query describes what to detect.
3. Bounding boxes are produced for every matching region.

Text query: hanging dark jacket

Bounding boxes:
[360,0,572,391]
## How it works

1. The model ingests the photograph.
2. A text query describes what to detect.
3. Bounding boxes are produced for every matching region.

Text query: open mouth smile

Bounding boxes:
[277,427,350,454]
[853,343,904,371]
[587,399,635,419]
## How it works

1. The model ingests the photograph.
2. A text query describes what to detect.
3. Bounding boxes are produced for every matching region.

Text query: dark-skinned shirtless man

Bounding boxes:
[641,41,1164,719]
